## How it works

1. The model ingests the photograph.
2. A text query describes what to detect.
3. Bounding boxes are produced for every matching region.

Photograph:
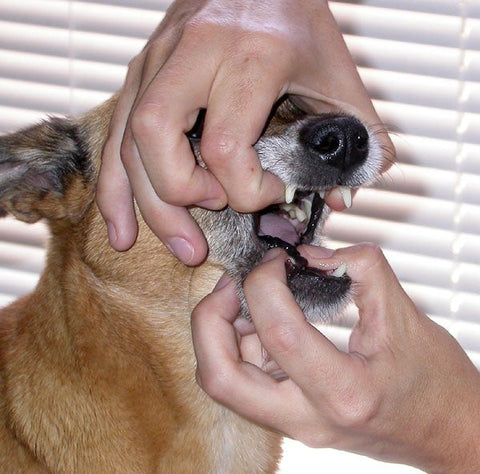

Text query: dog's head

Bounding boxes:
[187,99,383,321]
[0,97,383,322]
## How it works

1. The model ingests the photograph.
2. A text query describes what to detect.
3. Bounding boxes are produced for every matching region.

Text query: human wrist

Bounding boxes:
[420,375,480,473]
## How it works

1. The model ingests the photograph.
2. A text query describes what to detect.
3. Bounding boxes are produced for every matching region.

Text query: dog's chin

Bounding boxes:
[287,266,351,323]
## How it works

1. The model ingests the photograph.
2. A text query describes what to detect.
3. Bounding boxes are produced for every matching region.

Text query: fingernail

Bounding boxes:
[166,237,195,264]
[301,246,335,259]
[213,273,233,292]
[262,247,286,262]
[107,221,117,245]
[196,197,226,210]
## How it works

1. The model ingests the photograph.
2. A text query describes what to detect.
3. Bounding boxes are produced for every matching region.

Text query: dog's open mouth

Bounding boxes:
[255,186,349,282]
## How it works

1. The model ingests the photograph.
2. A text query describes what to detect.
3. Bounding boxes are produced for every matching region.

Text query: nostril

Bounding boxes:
[354,129,369,153]
[300,116,369,171]
[311,132,342,155]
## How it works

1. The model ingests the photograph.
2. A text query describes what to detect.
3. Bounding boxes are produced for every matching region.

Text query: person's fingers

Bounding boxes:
[199,57,287,212]
[300,243,404,313]
[120,137,208,265]
[299,244,418,356]
[123,43,227,209]
[97,56,145,250]
[191,275,305,426]
[243,250,357,396]
[96,144,138,251]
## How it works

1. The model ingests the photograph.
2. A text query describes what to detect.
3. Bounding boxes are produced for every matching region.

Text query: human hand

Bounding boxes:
[192,244,480,473]
[96,0,394,264]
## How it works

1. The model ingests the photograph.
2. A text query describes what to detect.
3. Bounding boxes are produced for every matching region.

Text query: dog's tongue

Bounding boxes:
[258,214,300,246]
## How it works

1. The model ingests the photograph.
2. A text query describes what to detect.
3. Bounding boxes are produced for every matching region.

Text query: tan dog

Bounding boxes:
[0,93,383,472]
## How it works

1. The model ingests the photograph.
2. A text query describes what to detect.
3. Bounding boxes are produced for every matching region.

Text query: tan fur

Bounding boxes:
[0,97,282,472]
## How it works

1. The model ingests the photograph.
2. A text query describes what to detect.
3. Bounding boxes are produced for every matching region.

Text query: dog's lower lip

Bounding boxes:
[255,193,343,281]
[256,192,325,249]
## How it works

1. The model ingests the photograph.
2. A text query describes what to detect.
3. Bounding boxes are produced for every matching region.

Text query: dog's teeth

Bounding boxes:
[280,203,294,212]
[302,198,312,220]
[295,208,307,223]
[339,187,352,209]
[331,263,347,278]
[319,190,326,199]
[285,184,296,204]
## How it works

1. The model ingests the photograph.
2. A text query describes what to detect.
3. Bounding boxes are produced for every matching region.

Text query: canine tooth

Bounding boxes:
[285,184,296,204]
[339,187,352,208]
[319,190,326,199]
[302,198,312,219]
[331,263,347,278]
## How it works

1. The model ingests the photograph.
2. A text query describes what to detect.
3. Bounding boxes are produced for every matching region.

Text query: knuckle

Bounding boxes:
[228,191,261,213]
[243,267,282,299]
[191,298,211,324]
[119,137,136,169]
[260,322,299,356]
[183,17,209,37]
[198,369,233,403]
[296,430,337,450]
[200,133,239,165]
[332,388,379,429]
[357,242,384,261]
[126,53,143,74]
[130,102,165,140]
[351,242,386,271]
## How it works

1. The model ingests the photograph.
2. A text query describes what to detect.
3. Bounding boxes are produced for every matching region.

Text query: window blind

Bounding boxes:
[0,1,478,473]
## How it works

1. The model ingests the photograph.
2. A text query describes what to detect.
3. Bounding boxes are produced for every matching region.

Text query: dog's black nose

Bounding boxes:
[300,116,369,171]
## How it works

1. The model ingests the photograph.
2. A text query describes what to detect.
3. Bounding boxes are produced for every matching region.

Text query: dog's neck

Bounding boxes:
[1,204,280,473]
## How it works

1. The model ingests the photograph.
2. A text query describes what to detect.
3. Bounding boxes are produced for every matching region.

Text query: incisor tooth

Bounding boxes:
[331,263,347,278]
[295,208,307,222]
[339,187,352,208]
[285,184,296,204]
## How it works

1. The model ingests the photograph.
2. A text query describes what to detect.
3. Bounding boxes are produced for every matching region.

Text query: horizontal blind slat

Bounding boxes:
[1,1,163,37]
[331,3,462,48]
[0,21,147,65]
[0,78,114,117]
[331,1,460,17]
[325,213,480,267]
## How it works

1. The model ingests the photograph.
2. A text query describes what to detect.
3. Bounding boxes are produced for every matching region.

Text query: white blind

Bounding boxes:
[0,1,478,473]
[324,0,480,371]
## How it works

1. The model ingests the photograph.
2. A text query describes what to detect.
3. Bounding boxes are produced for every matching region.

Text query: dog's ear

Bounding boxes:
[0,118,95,223]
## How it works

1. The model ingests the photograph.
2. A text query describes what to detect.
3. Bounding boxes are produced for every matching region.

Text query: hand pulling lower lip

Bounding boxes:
[259,235,348,279]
